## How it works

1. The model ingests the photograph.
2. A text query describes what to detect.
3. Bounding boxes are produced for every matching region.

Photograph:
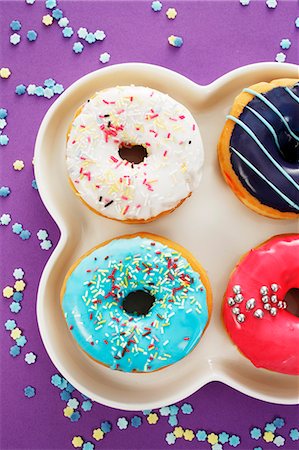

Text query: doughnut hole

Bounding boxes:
[118,143,148,164]
[285,288,299,318]
[122,290,155,316]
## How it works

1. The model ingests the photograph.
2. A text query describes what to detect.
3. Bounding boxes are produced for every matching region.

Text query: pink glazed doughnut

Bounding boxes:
[222,234,299,375]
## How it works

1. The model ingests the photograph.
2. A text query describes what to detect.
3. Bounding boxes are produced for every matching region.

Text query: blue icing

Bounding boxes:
[62,236,209,372]
[230,83,299,213]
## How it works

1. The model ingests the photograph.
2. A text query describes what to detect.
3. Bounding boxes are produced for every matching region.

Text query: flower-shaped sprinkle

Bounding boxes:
[20,230,31,240]
[27,30,38,41]
[10,302,21,313]
[0,108,8,119]
[26,0,35,4]
[92,428,104,441]
[0,135,9,145]
[218,432,229,444]
[13,268,25,280]
[10,33,21,45]
[99,52,110,64]
[10,345,21,357]
[53,83,64,94]
[166,8,177,19]
[196,430,207,441]
[117,417,128,430]
[273,417,285,429]
[263,431,274,442]
[101,421,112,433]
[165,432,176,445]
[131,416,142,428]
[27,84,36,95]
[44,88,54,99]
[184,429,195,441]
[94,30,106,41]
[24,386,35,397]
[58,17,69,28]
[81,400,93,411]
[77,27,88,38]
[67,398,79,409]
[151,1,162,12]
[12,223,23,234]
[275,52,286,63]
[147,413,159,424]
[250,427,262,439]
[13,160,25,171]
[0,68,11,78]
[265,423,276,432]
[5,319,16,330]
[295,17,299,28]
[16,335,27,347]
[240,0,250,5]
[273,436,285,447]
[290,428,299,441]
[73,42,84,54]
[280,38,291,50]
[52,8,63,20]
[208,433,218,445]
[60,390,71,401]
[169,405,179,415]
[266,0,277,8]
[72,436,83,448]
[63,406,74,417]
[168,415,178,427]
[85,32,96,44]
[229,435,241,447]
[10,20,22,31]
[173,427,184,438]
[159,406,170,416]
[51,374,62,386]
[14,280,26,291]
[82,443,94,450]
[37,229,48,240]
[62,27,74,38]
[70,411,81,422]
[42,15,53,26]
[45,0,56,9]
[25,352,37,364]
[0,119,7,130]
[40,239,53,250]
[3,286,14,298]
[181,403,193,414]
[11,328,22,340]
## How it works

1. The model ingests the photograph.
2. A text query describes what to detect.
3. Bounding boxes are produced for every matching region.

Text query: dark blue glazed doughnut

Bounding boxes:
[229,83,299,213]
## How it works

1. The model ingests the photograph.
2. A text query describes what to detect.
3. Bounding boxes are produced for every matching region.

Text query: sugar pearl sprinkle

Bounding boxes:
[227,283,285,323]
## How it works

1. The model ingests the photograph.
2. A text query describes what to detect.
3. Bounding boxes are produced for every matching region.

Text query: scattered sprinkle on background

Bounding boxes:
[0,0,298,449]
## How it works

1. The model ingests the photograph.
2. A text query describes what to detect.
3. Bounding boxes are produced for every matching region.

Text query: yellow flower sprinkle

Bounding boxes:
[166,7,177,19]
[0,68,11,79]
[173,427,184,438]
[3,286,14,298]
[63,406,74,417]
[13,160,25,171]
[93,428,104,441]
[207,433,218,444]
[184,429,195,441]
[147,412,159,424]
[14,280,26,292]
[11,328,22,340]
[42,14,54,26]
[71,436,83,448]
[263,431,274,442]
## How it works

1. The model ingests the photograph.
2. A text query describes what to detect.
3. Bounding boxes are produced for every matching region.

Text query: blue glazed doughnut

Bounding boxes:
[61,233,212,372]
[218,78,299,219]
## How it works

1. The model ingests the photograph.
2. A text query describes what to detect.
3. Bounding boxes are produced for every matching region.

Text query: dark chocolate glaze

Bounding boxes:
[230,83,299,213]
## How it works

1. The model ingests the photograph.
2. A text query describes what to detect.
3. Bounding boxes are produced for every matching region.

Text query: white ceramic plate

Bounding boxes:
[34,62,299,410]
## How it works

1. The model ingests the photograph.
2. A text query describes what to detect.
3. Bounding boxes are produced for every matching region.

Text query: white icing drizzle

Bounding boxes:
[66,86,204,221]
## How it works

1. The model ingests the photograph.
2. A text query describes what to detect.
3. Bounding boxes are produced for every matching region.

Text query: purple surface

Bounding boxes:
[0,1,298,449]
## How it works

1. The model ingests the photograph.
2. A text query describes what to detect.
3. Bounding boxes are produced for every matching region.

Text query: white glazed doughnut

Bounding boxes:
[66,86,204,223]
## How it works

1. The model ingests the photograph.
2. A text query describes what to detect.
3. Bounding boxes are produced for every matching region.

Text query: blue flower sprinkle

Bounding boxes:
[32,179,38,190]
[60,390,71,401]
[40,239,52,250]
[101,421,112,433]
[250,427,262,440]
[131,416,142,428]
[10,302,22,313]
[151,1,163,12]
[181,403,193,414]
[45,0,56,9]
[13,292,23,302]
[10,33,21,45]
[70,411,81,422]
[0,108,8,119]
[27,30,38,41]
[159,406,170,416]
[142,409,152,415]
[65,382,75,393]
[0,213,11,225]
[0,119,7,129]
[219,432,230,444]
[10,345,21,357]
[58,17,69,28]
[85,32,96,44]
[67,398,79,409]
[196,430,207,441]
[77,27,88,39]
[82,443,94,450]
[44,88,54,99]
[19,229,31,240]
[0,135,9,145]
[229,435,240,447]
[58,378,67,390]
[15,84,26,95]
[35,86,45,97]
[44,78,55,88]
[212,445,223,450]
[168,415,178,427]
[5,319,16,330]
[295,18,299,28]
[16,335,27,347]
[253,447,262,450]
[10,20,22,31]
[24,386,35,398]
[273,417,285,429]
[52,8,63,20]
[81,400,92,411]
[290,428,299,441]
[53,83,64,94]
[12,223,23,234]
[62,26,73,38]
[280,38,291,50]
[169,405,179,415]
[273,436,285,447]
[51,374,62,387]
[13,268,24,280]
[94,30,105,41]
[27,84,36,95]
[73,42,84,54]
[265,423,276,432]
[0,186,10,197]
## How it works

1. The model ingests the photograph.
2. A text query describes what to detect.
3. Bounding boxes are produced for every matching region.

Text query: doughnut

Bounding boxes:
[222,234,299,375]
[218,78,299,219]
[61,233,212,372]
[66,86,204,223]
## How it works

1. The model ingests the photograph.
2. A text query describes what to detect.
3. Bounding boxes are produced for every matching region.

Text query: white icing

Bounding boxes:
[66,86,204,221]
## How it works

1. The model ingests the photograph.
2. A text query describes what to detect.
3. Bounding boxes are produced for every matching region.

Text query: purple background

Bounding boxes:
[1,1,298,449]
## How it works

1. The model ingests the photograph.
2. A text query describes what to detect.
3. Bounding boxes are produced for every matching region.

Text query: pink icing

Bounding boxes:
[223,234,299,375]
